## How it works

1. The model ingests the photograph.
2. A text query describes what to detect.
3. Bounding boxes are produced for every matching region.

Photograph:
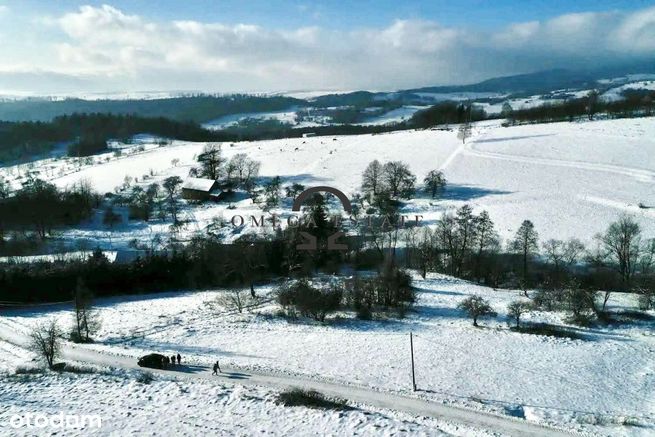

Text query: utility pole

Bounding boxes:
[410,332,416,391]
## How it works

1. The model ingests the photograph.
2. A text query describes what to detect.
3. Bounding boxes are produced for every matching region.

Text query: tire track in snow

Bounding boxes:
[463,136,655,183]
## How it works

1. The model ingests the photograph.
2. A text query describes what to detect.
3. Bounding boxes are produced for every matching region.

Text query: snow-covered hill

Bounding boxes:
[2,116,653,251]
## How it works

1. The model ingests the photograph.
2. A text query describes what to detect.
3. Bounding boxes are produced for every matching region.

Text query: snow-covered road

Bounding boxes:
[0,319,573,437]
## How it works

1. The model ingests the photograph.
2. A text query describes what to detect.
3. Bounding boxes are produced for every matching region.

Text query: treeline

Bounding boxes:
[0,113,239,160]
[509,89,654,124]
[402,208,655,321]
[0,112,403,161]
[0,95,304,123]
[409,102,487,128]
[0,179,100,240]
[0,226,347,303]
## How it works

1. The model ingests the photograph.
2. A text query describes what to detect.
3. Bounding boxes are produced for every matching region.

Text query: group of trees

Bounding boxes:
[361,160,446,206]
[0,113,239,162]
[0,178,99,240]
[406,205,654,294]
[107,174,184,226]
[362,160,416,200]
[409,102,486,128]
[277,264,414,322]
[192,143,260,191]
[405,206,500,280]
[508,89,655,124]
[402,208,654,325]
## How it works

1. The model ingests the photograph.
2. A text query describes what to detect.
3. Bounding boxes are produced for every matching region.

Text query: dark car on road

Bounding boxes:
[138,353,167,369]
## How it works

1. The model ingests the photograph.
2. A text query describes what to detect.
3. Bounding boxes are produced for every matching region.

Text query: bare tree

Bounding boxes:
[501,102,514,122]
[457,121,472,144]
[458,295,496,327]
[226,153,260,190]
[197,143,225,180]
[30,319,62,369]
[542,238,585,287]
[506,301,531,328]
[216,289,248,313]
[473,210,500,280]
[71,278,101,343]
[596,215,641,288]
[361,160,384,198]
[586,90,599,120]
[382,161,416,199]
[636,286,654,310]
[163,176,183,222]
[423,170,446,198]
[639,238,655,275]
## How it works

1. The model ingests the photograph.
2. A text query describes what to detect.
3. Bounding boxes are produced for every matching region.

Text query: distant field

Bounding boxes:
[1,116,653,250]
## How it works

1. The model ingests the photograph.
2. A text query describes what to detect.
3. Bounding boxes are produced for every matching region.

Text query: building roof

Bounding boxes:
[182,177,218,192]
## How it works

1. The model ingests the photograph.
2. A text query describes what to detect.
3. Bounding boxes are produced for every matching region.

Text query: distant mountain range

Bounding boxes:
[1,64,653,123]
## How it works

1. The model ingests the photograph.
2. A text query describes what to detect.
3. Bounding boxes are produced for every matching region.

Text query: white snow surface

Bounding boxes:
[1,273,654,436]
[0,366,487,436]
[1,116,652,250]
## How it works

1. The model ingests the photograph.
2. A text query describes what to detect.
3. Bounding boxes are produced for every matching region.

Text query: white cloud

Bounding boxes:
[2,4,655,94]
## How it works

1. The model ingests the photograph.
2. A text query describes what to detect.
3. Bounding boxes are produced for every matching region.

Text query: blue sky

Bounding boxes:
[10,0,653,30]
[0,1,654,94]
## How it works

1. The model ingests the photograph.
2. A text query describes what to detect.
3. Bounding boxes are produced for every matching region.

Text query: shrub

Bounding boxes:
[506,301,531,327]
[637,287,654,310]
[511,323,584,340]
[276,388,350,410]
[136,372,155,384]
[14,365,44,375]
[345,268,414,318]
[277,279,342,322]
[457,295,496,326]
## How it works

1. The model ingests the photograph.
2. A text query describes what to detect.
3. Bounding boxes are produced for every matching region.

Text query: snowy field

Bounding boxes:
[0,361,487,436]
[2,273,653,436]
[1,116,653,251]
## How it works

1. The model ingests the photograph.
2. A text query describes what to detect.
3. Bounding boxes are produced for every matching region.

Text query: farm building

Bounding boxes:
[181,178,225,202]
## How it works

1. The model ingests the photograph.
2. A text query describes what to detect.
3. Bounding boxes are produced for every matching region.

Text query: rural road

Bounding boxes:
[0,319,575,437]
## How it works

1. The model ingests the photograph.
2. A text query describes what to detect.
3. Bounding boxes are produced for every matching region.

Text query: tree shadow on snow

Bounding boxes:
[440,184,512,202]
[473,134,555,143]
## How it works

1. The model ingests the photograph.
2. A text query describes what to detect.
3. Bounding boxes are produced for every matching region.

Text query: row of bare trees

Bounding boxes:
[192,143,260,191]
[403,205,654,305]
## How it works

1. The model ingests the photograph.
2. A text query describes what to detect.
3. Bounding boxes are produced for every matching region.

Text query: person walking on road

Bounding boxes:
[177,353,181,365]
[212,360,222,375]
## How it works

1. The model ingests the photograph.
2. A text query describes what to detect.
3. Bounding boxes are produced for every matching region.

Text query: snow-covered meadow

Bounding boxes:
[2,273,654,435]
[1,116,653,251]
